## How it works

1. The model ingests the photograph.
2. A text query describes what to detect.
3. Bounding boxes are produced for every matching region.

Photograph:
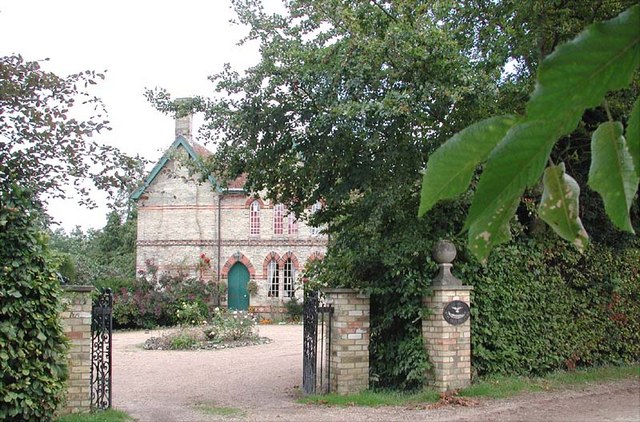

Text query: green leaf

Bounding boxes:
[463,121,557,261]
[527,4,640,136]
[538,163,589,252]
[468,195,521,264]
[418,115,517,216]
[588,121,639,233]
[627,96,640,178]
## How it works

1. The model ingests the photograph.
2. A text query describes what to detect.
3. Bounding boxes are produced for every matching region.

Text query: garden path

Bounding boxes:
[112,326,640,421]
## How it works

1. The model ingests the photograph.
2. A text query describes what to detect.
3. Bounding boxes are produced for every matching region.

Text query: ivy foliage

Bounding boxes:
[0,187,68,421]
[458,236,640,376]
[419,5,640,261]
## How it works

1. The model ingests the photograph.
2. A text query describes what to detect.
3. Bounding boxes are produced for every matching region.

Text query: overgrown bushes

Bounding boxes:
[109,270,226,329]
[0,187,68,421]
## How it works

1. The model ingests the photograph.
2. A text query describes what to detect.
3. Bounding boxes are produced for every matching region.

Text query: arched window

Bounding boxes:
[267,259,279,297]
[250,200,260,235]
[273,203,284,235]
[288,212,298,235]
[310,201,322,236]
[283,258,296,298]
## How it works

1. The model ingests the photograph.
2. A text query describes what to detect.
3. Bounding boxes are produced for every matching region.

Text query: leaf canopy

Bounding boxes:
[463,121,557,237]
[527,4,640,136]
[418,115,516,217]
[420,4,640,260]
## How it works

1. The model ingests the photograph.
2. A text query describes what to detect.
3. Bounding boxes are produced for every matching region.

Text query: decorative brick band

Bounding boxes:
[137,238,328,247]
[138,205,218,210]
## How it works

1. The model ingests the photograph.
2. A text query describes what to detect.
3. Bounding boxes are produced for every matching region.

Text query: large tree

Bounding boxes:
[1,55,144,417]
[148,0,638,389]
[0,54,145,212]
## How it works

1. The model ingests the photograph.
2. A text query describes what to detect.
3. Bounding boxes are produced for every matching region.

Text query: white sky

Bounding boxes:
[0,0,278,232]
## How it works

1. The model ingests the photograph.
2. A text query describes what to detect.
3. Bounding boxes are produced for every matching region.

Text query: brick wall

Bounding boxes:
[422,286,473,391]
[60,286,93,414]
[324,288,370,395]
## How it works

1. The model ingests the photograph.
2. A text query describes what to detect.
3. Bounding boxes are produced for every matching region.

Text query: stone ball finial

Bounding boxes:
[433,240,457,264]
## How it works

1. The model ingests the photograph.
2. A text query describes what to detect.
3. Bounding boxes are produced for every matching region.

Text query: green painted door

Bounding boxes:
[228,263,250,310]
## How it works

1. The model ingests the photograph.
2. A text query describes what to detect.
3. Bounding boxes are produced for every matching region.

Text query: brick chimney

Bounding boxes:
[174,97,193,140]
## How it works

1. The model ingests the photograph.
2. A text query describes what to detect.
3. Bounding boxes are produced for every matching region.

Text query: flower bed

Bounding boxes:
[143,308,272,351]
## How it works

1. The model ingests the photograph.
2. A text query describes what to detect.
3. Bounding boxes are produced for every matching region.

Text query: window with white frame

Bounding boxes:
[273,203,284,235]
[288,212,298,235]
[283,258,296,298]
[250,200,260,235]
[310,201,322,236]
[267,259,279,297]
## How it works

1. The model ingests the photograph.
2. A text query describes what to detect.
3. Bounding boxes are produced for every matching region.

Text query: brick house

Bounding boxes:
[132,115,327,313]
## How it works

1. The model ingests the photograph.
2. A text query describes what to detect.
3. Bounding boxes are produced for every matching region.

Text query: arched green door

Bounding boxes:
[228,262,250,310]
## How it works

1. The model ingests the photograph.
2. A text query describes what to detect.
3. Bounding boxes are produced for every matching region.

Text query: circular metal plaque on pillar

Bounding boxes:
[443,300,470,325]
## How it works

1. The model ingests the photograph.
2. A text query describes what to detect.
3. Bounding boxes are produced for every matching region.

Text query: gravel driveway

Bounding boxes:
[113,326,640,422]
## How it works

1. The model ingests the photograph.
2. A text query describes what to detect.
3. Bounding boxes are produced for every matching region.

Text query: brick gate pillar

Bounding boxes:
[422,241,473,392]
[60,285,93,414]
[323,288,370,394]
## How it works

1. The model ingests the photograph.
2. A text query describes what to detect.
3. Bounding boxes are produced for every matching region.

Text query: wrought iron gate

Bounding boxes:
[302,290,333,395]
[91,288,113,410]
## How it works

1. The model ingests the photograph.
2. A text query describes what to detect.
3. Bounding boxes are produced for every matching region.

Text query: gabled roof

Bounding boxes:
[131,136,219,201]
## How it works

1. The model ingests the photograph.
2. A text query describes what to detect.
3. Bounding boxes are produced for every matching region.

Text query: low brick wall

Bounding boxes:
[323,288,370,395]
[422,286,473,391]
[60,285,93,414]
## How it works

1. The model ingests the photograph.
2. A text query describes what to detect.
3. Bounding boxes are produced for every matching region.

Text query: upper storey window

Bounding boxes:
[273,203,284,235]
[288,213,298,235]
[250,200,260,235]
[310,202,322,236]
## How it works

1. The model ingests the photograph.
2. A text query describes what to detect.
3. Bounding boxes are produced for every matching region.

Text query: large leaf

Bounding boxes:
[538,163,589,251]
[527,4,640,136]
[627,96,640,178]
[464,121,556,231]
[588,121,639,233]
[418,115,516,216]
[467,195,520,263]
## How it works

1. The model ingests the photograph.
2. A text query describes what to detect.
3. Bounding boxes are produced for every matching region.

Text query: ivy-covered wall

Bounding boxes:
[458,238,639,377]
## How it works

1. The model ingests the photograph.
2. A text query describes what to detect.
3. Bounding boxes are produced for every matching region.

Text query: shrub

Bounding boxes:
[285,296,303,322]
[204,309,257,342]
[168,329,203,350]
[0,187,68,420]
[110,272,226,329]
[175,301,207,326]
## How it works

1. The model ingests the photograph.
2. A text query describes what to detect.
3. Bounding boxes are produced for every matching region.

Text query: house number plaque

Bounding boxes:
[443,300,470,325]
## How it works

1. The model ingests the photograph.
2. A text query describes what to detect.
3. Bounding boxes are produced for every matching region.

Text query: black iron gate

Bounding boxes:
[302,290,333,395]
[91,288,113,410]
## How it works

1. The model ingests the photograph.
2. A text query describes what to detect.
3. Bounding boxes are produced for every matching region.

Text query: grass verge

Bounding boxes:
[459,364,640,399]
[193,403,246,418]
[301,389,440,407]
[56,409,132,422]
[301,364,639,407]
